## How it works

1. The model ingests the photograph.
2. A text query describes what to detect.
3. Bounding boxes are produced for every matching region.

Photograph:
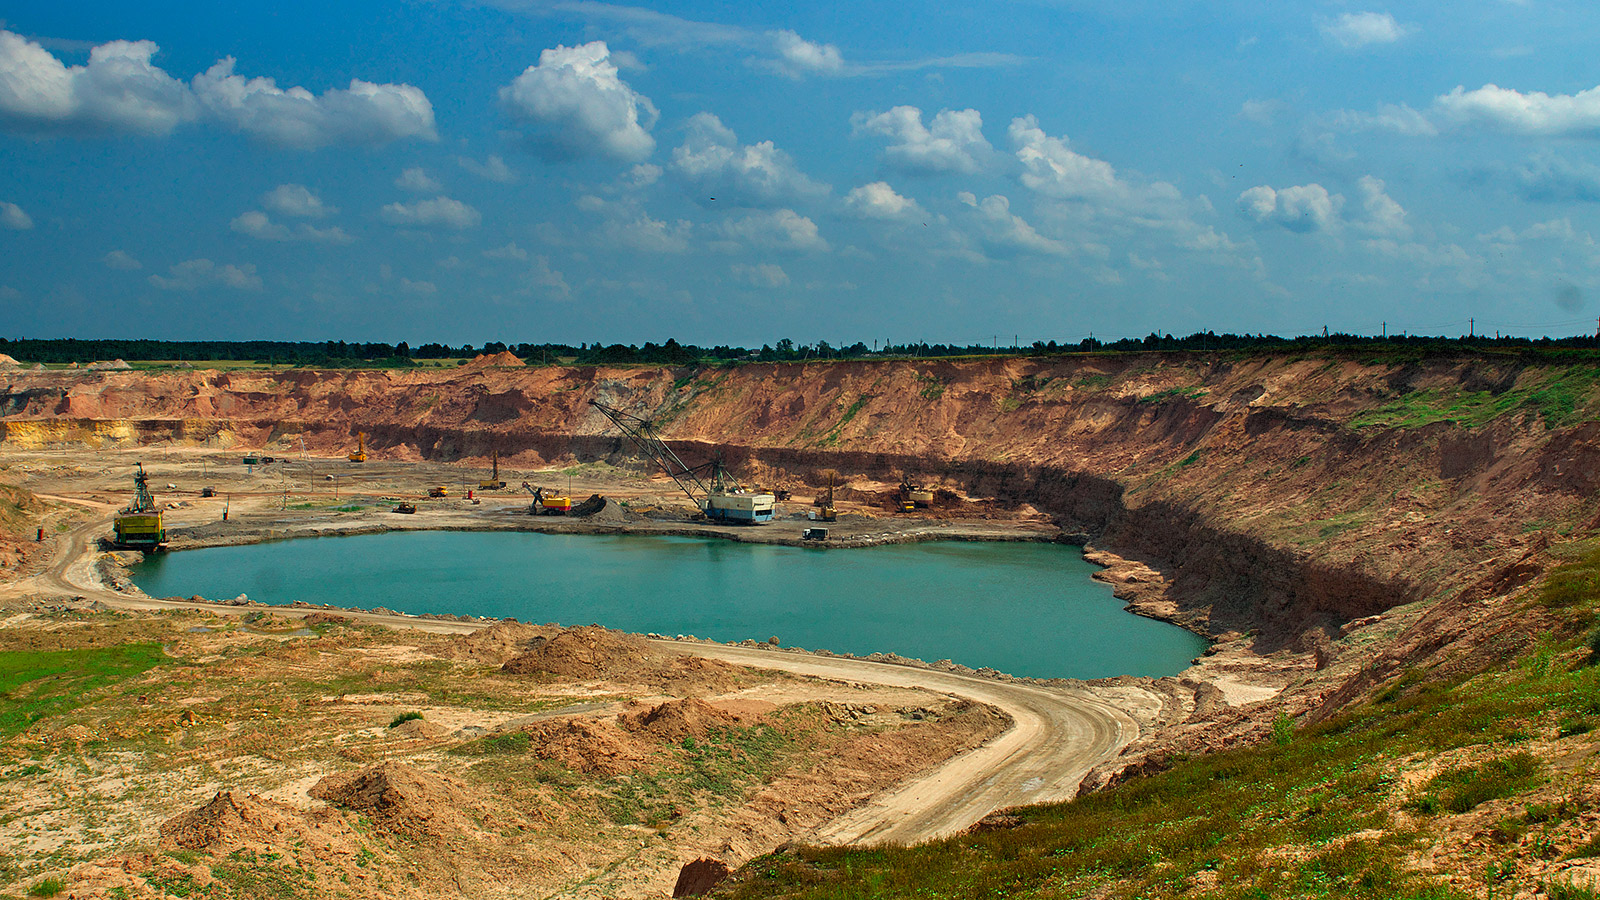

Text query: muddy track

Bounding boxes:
[11,511,1144,845]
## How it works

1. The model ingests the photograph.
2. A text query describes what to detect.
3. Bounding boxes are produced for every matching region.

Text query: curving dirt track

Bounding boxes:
[12,511,1144,847]
[671,643,1139,845]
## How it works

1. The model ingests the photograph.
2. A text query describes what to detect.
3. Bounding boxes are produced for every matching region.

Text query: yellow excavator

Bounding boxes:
[348,432,368,463]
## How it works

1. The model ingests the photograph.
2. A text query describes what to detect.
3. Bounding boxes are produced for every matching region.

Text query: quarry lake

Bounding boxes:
[129,531,1208,679]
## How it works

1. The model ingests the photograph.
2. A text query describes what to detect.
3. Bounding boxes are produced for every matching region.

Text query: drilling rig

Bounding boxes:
[590,401,775,524]
[479,451,507,490]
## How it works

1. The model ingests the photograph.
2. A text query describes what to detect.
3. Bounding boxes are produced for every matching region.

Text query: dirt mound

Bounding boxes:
[437,621,554,665]
[622,698,746,743]
[642,654,747,694]
[0,353,18,368]
[392,717,450,740]
[310,761,480,836]
[462,350,526,369]
[519,717,651,775]
[502,626,654,678]
[160,790,353,853]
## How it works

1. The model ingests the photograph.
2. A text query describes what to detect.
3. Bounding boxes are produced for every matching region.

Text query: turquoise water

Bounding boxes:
[129,532,1207,679]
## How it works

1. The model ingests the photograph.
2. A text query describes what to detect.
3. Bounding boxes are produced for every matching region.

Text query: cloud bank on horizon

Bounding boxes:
[2,1,1600,345]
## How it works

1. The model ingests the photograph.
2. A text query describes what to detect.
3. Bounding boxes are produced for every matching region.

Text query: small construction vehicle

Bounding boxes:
[200,486,216,498]
[393,501,417,514]
[802,527,828,541]
[348,432,368,463]
[427,486,448,498]
[896,475,931,512]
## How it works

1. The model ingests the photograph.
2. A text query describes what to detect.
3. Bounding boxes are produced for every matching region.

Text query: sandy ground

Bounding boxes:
[0,447,1297,896]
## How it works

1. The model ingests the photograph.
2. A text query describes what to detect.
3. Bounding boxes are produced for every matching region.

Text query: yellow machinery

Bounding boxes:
[896,475,931,512]
[428,486,448,498]
[479,451,506,490]
[815,473,838,522]
[348,432,368,463]
[112,464,167,551]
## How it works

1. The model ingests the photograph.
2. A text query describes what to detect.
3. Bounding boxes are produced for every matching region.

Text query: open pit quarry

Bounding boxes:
[3,350,1600,899]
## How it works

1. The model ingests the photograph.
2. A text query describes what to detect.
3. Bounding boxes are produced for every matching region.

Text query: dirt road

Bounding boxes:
[11,507,1146,847]
[675,643,1139,844]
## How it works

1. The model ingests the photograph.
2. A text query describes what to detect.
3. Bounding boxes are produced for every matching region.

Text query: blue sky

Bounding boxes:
[3,1,1600,346]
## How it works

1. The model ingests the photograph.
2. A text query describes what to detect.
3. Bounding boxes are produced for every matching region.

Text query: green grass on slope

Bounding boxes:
[721,549,1600,900]
[1350,365,1600,430]
[0,643,169,738]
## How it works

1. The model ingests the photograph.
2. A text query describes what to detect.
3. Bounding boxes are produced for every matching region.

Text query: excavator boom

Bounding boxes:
[589,401,711,507]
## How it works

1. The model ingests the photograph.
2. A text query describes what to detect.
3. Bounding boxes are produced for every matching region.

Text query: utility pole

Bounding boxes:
[1382,321,1386,338]
[1469,317,1475,338]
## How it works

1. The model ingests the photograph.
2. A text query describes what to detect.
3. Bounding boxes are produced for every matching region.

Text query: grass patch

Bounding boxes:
[1410,752,1543,814]
[0,643,168,739]
[1351,366,1600,430]
[1138,386,1204,404]
[388,711,423,728]
[25,879,63,899]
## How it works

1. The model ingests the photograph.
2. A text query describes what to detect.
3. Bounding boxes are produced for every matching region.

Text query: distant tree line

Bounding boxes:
[4,330,1599,367]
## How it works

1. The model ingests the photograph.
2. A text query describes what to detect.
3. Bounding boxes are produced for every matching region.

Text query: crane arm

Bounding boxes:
[589,400,710,507]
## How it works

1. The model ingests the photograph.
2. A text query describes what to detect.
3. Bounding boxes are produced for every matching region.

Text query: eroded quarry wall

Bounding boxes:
[5,353,1596,646]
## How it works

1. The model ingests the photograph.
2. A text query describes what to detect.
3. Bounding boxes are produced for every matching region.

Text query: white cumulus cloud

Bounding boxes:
[379,196,481,230]
[0,200,32,230]
[0,30,194,135]
[395,167,441,193]
[530,255,571,298]
[262,183,334,218]
[766,30,845,78]
[958,191,1069,257]
[843,182,925,220]
[604,214,692,253]
[103,249,141,270]
[149,258,262,291]
[483,242,529,261]
[1010,115,1124,203]
[499,41,657,162]
[731,262,791,287]
[1237,183,1343,233]
[852,106,992,175]
[230,210,351,243]
[457,154,517,183]
[1320,12,1414,49]
[670,112,827,205]
[1357,176,1409,236]
[192,58,436,149]
[1432,83,1600,137]
[717,209,828,251]
[399,278,436,294]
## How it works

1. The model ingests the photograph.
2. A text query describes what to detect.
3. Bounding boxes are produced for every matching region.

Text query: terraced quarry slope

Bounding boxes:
[4,352,1595,642]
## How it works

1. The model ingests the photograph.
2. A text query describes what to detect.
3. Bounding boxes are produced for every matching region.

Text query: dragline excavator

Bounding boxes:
[111,464,167,551]
[590,400,775,524]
